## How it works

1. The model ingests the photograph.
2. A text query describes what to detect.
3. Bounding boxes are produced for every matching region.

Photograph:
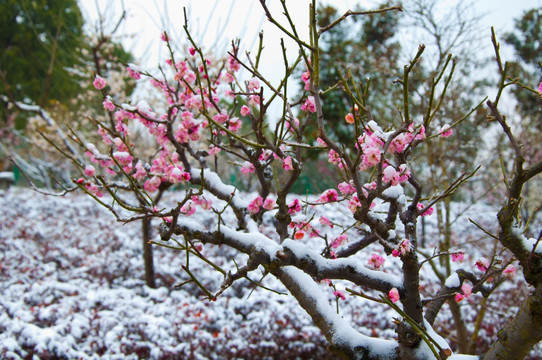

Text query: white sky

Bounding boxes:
[79,0,542,117]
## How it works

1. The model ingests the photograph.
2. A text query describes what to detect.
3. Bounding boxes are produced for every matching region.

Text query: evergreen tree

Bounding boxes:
[0,0,85,118]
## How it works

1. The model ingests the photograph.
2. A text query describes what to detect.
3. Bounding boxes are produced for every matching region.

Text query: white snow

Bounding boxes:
[444,273,461,288]
[382,185,404,200]
[1,188,540,359]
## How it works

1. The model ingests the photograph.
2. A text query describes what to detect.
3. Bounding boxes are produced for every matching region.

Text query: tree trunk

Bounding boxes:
[483,285,542,359]
[449,300,469,353]
[142,217,156,288]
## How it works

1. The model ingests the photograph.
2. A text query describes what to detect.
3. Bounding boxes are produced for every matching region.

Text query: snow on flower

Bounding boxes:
[383,166,400,186]
[367,254,385,270]
[439,124,453,138]
[316,137,327,148]
[392,239,411,257]
[240,105,251,116]
[388,288,400,303]
[301,96,316,113]
[126,65,141,80]
[338,181,356,196]
[240,161,255,174]
[503,265,516,279]
[113,152,133,167]
[84,165,95,177]
[181,201,196,216]
[169,167,190,184]
[103,97,115,111]
[93,75,106,90]
[247,78,260,92]
[144,176,161,193]
[347,196,361,214]
[361,146,381,169]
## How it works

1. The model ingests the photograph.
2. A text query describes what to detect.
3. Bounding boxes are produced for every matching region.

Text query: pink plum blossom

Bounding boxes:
[228,117,242,132]
[133,161,147,180]
[388,288,400,303]
[248,196,263,215]
[84,165,96,177]
[301,70,311,90]
[439,124,453,138]
[248,95,261,106]
[331,234,348,248]
[282,156,294,171]
[451,252,465,262]
[144,176,161,193]
[319,189,338,203]
[301,96,316,113]
[338,181,356,196]
[456,283,473,303]
[247,78,260,92]
[240,105,251,116]
[181,201,196,216]
[417,203,434,216]
[126,66,141,80]
[333,290,346,301]
[345,113,355,124]
[361,146,381,169]
[262,198,275,210]
[475,257,490,272]
[288,199,301,214]
[347,196,361,214]
[240,161,255,174]
[208,146,221,156]
[103,97,115,111]
[383,166,400,185]
[93,75,106,90]
[367,254,385,270]
[503,265,516,279]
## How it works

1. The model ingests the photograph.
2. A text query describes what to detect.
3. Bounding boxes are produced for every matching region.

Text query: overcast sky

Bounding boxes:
[79,0,542,117]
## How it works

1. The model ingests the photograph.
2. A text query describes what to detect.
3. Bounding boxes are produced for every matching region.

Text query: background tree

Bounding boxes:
[0,0,85,128]
[501,7,542,223]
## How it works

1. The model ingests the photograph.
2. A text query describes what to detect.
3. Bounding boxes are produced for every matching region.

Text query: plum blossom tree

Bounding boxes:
[18,1,542,359]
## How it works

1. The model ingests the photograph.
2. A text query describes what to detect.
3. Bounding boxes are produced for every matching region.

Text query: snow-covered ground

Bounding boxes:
[0,187,540,359]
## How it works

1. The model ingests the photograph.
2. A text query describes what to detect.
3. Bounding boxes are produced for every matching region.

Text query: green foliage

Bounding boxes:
[0,0,85,109]
[504,8,542,128]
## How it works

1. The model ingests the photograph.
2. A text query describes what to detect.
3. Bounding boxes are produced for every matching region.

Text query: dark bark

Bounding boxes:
[142,217,156,288]
[483,285,542,359]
